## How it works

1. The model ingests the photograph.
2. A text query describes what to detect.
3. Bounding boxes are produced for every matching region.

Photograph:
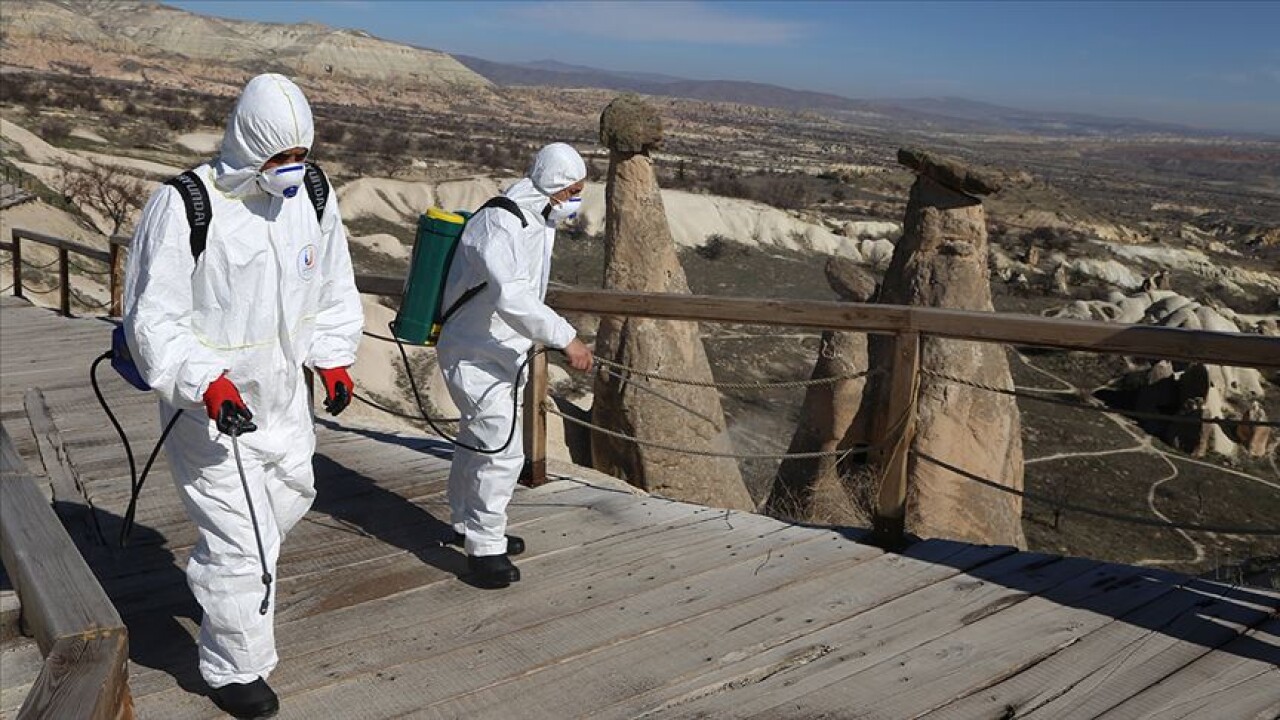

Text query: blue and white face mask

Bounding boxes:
[257,163,306,198]
[545,196,582,224]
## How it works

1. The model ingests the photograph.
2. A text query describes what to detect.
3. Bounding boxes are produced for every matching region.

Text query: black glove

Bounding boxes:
[204,375,257,436]
[216,401,257,437]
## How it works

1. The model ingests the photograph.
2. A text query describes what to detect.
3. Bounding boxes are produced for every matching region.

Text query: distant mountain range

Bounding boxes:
[454,56,1240,139]
[1,1,1255,139]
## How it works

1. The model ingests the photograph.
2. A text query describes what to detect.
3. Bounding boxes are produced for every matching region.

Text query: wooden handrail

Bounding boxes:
[9,228,125,318]
[0,427,132,719]
[353,275,1280,370]
[11,228,111,263]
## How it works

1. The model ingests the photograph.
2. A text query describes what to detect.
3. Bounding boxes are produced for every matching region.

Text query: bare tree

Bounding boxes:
[60,161,147,236]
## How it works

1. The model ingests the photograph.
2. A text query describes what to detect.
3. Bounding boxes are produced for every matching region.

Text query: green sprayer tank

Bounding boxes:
[392,207,471,346]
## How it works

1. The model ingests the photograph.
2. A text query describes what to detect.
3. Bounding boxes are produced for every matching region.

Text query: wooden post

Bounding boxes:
[519,346,549,487]
[871,331,920,549]
[11,232,22,299]
[108,243,124,317]
[58,247,70,317]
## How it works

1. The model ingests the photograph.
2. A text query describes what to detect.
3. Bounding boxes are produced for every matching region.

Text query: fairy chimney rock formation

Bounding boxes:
[897,147,1003,196]
[590,95,754,511]
[844,148,1026,547]
[765,257,876,523]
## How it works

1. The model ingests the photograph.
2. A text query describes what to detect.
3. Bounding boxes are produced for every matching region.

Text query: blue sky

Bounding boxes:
[168,1,1280,134]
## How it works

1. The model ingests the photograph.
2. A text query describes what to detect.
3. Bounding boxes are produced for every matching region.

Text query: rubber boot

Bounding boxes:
[211,677,279,719]
[468,553,521,588]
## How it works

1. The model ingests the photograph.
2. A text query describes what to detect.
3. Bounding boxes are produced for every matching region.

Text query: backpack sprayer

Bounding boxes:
[389,200,544,455]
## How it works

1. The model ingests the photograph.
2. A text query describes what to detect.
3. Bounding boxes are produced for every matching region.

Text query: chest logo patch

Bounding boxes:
[298,244,317,282]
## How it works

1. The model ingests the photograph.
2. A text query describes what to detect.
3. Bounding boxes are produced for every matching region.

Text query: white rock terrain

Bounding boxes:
[338,175,895,262]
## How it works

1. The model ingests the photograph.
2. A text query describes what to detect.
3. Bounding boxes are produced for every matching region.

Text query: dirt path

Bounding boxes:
[1012,350,1278,567]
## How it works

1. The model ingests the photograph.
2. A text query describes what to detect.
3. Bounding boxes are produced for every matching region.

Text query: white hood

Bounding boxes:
[213,74,315,197]
[526,142,586,197]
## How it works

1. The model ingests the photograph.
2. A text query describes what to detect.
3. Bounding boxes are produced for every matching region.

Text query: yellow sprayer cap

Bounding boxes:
[426,207,466,224]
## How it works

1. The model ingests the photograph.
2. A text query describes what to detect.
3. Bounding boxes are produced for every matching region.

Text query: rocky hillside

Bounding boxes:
[1,1,489,102]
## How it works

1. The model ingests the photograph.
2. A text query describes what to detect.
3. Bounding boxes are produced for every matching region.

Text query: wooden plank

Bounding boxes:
[17,632,130,720]
[129,489,735,703]
[24,388,107,548]
[543,287,1279,369]
[762,564,1187,720]
[928,578,1280,720]
[212,524,860,720]
[451,540,1011,720]
[0,469,123,654]
[10,229,110,264]
[1092,617,1280,720]
[656,551,1101,719]
[1,637,43,717]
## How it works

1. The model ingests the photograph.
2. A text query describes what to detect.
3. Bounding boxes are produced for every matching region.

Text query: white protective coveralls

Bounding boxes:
[123,74,363,687]
[437,143,586,557]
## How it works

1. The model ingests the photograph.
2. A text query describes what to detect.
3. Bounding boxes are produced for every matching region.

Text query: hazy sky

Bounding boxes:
[168,1,1280,134]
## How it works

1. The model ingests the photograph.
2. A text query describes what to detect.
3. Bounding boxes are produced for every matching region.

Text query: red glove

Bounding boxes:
[203,374,256,436]
[316,366,353,416]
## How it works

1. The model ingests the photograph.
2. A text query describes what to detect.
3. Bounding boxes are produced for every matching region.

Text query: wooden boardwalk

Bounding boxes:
[1,294,1277,720]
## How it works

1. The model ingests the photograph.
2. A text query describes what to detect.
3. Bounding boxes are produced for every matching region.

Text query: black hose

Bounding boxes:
[91,349,181,546]
[119,412,181,546]
[389,321,542,455]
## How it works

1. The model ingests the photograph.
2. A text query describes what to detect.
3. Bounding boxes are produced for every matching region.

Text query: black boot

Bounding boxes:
[450,531,525,556]
[211,677,279,719]
[468,553,521,588]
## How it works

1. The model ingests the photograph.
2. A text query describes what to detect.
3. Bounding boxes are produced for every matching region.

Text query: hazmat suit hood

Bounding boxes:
[504,142,587,215]
[213,74,315,197]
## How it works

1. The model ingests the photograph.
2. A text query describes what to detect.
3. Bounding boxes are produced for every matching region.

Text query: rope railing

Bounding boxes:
[922,368,1280,429]
[593,355,876,390]
[596,363,722,427]
[356,329,875,462]
[19,277,62,295]
[67,258,112,276]
[20,256,61,271]
[547,404,873,461]
[70,292,112,311]
[914,450,1280,537]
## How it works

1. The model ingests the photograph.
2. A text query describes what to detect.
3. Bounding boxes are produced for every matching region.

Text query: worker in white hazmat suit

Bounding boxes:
[438,142,594,587]
[123,73,363,719]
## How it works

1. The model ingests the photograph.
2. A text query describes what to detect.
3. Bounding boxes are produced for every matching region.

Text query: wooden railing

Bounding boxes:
[0,426,133,720]
[5,229,130,317]
[2,232,1275,548]
[352,274,1280,547]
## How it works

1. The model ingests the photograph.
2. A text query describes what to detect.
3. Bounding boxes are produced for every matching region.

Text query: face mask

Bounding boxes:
[258,163,306,198]
[544,196,582,224]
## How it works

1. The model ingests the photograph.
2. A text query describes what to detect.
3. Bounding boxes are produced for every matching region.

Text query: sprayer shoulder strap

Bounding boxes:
[164,171,212,261]
[439,196,530,324]
[302,162,330,225]
[164,164,330,262]
[476,196,529,228]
